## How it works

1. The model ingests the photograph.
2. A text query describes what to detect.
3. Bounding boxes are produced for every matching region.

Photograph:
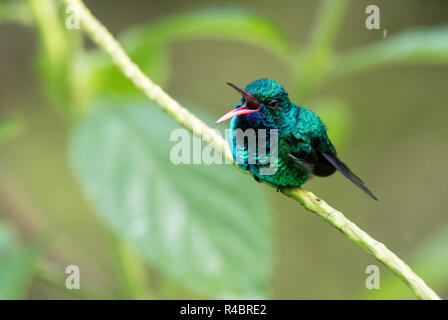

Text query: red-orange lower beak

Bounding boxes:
[216,105,260,123]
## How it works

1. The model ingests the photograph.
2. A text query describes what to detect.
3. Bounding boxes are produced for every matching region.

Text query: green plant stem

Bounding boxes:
[29,0,68,67]
[308,0,350,54]
[29,0,84,121]
[110,236,152,299]
[63,0,441,300]
[292,0,350,101]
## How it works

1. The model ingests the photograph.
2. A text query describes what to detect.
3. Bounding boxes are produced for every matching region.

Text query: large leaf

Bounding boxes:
[82,8,294,97]
[0,223,42,299]
[70,99,272,298]
[331,26,448,78]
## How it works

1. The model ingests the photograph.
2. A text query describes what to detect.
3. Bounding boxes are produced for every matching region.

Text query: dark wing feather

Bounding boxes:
[288,148,336,177]
[321,152,378,200]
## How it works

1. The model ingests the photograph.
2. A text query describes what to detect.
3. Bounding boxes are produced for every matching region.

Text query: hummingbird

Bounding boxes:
[216,78,377,200]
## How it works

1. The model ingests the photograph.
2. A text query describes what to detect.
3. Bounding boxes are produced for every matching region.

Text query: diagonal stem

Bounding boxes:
[63,0,441,300]
[293,0,351,101]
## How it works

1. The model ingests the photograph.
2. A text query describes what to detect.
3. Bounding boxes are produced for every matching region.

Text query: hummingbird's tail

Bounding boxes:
[321,152,378,200]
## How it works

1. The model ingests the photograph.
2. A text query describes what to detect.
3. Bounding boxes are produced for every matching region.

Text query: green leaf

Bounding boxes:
[82,8,294,98]
[129,8,294,62]
[360,223,448,299]
[80,43,169,98]
[0,117,24,145]
[0,223,42,299]
[331,26,448,78]
[70,99,272,298]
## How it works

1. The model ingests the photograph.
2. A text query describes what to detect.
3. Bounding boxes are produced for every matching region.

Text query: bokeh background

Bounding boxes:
[0,0,447,299]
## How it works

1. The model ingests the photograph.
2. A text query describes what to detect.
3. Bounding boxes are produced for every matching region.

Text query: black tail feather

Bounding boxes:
[321,152,378,200]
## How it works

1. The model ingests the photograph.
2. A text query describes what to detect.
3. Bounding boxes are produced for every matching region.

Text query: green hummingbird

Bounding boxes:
[216,78,377,200]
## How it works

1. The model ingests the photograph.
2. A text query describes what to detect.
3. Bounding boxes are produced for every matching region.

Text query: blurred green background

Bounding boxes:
[0,0,447,299]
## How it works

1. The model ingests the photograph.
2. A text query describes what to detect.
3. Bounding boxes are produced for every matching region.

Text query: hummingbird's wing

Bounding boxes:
[288,147,336,177]
[320,152,378,200]
[289,108,338,177]
[289,107,377,200]
[288,146,377,200]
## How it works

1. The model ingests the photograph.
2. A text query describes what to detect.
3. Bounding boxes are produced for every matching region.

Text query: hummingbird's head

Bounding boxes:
[216,78,292,125]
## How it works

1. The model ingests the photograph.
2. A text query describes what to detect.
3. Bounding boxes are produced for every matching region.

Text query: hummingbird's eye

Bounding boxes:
[267,99,279,109]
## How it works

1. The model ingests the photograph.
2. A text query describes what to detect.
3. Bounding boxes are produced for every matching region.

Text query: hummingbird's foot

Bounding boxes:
[276,186,284,193]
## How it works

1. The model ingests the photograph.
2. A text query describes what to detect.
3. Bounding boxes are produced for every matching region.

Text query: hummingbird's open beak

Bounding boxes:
[216,82,260,123]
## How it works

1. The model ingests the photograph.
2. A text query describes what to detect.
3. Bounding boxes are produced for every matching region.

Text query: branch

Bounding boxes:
[63,0,441,300]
